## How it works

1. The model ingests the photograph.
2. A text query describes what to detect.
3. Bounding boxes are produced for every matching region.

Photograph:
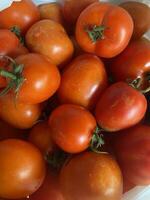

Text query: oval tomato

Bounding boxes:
[25,19,74,67]
[76,2,133,58]
[113,125,150,185]
[58,54,108,109]
[109,38,150,86]
[120,1,150,39]
[0,0,40,33]
[0,139,46,199]
[95,82,147,132]
[48,104,96,153]
[29,121,55,155]
[0,93,42,129]
[60,151,123,200]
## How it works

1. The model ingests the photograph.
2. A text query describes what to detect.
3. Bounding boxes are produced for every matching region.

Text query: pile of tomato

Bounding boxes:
[0,0,150,199]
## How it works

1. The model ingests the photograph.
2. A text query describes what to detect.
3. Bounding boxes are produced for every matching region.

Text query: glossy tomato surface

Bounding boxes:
[76,2,133,58]
[58,54,108,109]
[60,151,123,200]
[48,104,96,153]
[0,139,46,199]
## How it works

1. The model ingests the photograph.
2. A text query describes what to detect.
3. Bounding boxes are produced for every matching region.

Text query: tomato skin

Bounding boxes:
[60,0,98,24]
[26,20,74,67]
[120,2,150,39]
[0,139,46,199]
[29,121,55,155]
[109,38,150,85]
[113,125,150,185]
[70,36,84,56]
[48,104,96,153]
[76,2,133,58]
[58,54,108,109]
[95,82,147,132]
[14,53,60,104]
[0,93,42,129]
[10,44,29,59]
[60,151,123,200]
[0,0,40,33]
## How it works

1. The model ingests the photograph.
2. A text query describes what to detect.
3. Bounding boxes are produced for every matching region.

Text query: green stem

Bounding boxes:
[0,69,17,80]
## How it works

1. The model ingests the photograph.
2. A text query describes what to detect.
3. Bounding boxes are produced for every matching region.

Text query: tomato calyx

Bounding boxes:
[129,77,150,94]
[0,55,25,97]
[85,25,106,43]
[10,26,25,45]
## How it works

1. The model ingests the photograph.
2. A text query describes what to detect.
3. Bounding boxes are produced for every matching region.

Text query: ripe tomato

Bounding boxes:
[29,121,55,155]
[0,139,46,199]
[58,54,108,109]
[60,151,123,200]
[10,44,29,59]
[109,38,150,86]
[95,82,147,132]
[0,0,40,33]
[120,1,150,39]
[29,169,64,200]
[60,0,98,24]
[113,125,150,185]
[39,3,65,25]
[3,53,60,104]
[26,19,74,67]
[0,29,19,56]
[0,93,42,129]
[76,2,133,58]
[48,104,96,153]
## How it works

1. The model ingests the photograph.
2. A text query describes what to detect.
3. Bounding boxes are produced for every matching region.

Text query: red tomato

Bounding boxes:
[0,139,46,199]
[0,0,40,33]
[25,20,74,67]
[109,38,150,86]
[113,125,150,185]
[58,54,108,109]
[60,151,123,200]
[76,2,133,58]
[48,104,96,153]
[120,1,150,39]
[29,121,55,155]
[60,0,98,24]
[95,82,147,132]
[0,93,42,129]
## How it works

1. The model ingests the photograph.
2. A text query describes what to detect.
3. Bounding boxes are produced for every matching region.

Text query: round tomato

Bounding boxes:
[76,2,133,58]
[25,19,74,67]
[109,38,150,87]
[48,104,96,153]
[29,121,55,155]
[120,1,150,39]
[0,93,42,129]
[60,151,123,200]
[0,139,46,199]
[60,0,98,24]
[0,0,40,33]
[113,125,150,185]
[58,54,108,109]
[95,82,147,132]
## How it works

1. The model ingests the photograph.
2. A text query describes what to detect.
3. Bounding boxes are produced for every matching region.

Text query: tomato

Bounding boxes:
[48,104,96,153]
[10,44,29,59]
[109,38,150,87]
[0,29,19,56]
[60,0,98,24]
[113,125,150,185]
[39,3,64,26]
[76,2,133,58]
[0,93,42,129]
[30,169,64,200]
[29,121,55,155]
[95,82,147,132]
[120,1,150,40]
[0,0,40,33]
[25,19,74,67]
[60,151,123,200]
[58,54,108,109]
[0,139,46,199]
